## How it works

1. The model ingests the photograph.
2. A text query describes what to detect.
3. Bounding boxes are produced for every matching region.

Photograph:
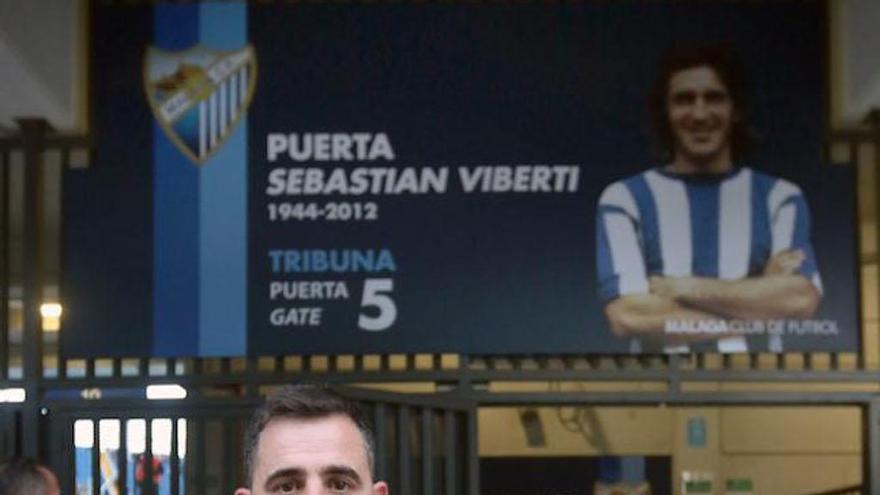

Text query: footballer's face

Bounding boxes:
[666,65,734,172]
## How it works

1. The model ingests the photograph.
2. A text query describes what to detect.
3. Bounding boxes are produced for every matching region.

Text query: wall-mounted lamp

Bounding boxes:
[40,302,62,332]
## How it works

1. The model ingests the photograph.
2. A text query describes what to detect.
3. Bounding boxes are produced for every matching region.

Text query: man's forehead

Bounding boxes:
[255,414,371,470]
[668,65,728,91]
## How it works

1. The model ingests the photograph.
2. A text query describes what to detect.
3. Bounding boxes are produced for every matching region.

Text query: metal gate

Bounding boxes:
[42,386,477,495]
[0,406,20,459]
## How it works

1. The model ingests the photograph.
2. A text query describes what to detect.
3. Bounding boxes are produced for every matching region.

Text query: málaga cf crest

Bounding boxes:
[144,45,257,165]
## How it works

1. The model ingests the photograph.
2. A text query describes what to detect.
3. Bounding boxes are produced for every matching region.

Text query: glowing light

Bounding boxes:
[40,303,62,318]
[40,303,62,332]
[146,384,187,400]
[0,388,25,403]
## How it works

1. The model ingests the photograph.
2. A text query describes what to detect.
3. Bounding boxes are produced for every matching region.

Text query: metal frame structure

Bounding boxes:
[1,116,880,494]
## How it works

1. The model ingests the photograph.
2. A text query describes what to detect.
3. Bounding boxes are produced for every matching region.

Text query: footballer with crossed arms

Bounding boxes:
[596,46,822,353]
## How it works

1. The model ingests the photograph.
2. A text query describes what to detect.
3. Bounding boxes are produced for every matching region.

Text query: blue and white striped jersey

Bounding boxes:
[596,166,821,352]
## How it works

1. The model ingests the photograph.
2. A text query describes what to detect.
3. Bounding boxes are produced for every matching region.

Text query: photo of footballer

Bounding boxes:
[596,45,823,353]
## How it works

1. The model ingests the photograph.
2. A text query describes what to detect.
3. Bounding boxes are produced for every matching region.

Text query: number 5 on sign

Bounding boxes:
[359,279,397,331]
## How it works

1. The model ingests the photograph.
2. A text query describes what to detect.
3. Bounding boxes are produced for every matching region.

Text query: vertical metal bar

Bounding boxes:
[443,411,456,495]
[0,149,8,380]
[421,408,434,495]
[48,412,74,495]
[246,356,259,397]
[223,418,235,493]
[144,419,154,495]
[667,354,681,394]
[119,419,128,495]
[171,418,181,495]
[466,409,479,495]
[458,355,473,390]
[1,409,9,456]
[192,418,205,495]
[62,414,77,495]
[60,146,71,169]
[397,406,411,495]
[864,400,880,495]
[91,419,100,495]
[871,123,880,372]
[139,357,149,377]
[373,403,386,482]
[19,118,49,458]
[722,354,732,370]
[193,357,204,376]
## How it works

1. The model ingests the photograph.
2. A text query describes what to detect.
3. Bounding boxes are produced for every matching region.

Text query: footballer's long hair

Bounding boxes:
[649,44,757,162]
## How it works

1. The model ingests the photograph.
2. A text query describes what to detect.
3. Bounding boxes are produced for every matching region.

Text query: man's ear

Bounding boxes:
[234,488,252,495]
[372,481,389,495]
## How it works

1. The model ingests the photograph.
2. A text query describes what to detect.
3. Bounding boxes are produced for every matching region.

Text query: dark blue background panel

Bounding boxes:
[62,1,857,358]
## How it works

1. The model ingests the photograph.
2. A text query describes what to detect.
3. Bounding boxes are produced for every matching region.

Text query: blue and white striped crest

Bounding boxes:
[144,44,257,165]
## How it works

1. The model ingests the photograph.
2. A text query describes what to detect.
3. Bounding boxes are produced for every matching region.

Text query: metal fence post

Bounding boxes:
[863,399,880,495]
[18,118,49,458]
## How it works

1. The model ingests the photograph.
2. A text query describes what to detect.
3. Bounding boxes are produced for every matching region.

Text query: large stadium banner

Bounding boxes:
[62,1,858,357]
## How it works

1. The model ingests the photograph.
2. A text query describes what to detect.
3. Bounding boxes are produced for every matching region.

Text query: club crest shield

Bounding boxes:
[144,44,257,165]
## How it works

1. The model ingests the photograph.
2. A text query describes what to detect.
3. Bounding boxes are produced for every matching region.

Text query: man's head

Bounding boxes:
[0,458,61,495]
[649,45,754,171]
[236,385,388,495]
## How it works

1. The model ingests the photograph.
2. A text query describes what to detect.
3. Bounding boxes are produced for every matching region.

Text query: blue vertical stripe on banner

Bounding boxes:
[687,183,720,277]
[197,2,248,355]
[153,5,200,356]
[598,456,621,483]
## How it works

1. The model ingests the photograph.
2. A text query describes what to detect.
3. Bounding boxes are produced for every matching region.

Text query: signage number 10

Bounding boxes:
[359,279,397,331]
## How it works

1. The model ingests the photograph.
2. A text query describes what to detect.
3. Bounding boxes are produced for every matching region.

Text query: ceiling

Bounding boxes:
[0,0,879,132]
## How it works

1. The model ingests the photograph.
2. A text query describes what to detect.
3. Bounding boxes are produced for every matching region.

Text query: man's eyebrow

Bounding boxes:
[320,465,363,484]
[263,467,305,488]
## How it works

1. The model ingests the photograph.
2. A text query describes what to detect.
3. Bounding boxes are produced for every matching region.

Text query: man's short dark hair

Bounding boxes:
[242,384,376,487]
[0,457,52,495]
[649,44,756,161]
